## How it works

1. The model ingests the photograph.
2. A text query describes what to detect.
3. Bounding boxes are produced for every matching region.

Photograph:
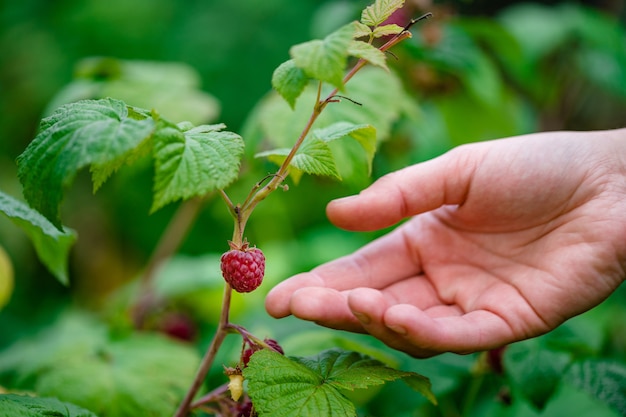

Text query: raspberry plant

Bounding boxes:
[0,1,438,416]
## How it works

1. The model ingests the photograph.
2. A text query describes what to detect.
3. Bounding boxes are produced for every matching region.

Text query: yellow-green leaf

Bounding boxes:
[372,23,405,38]
[361,0,405,27]
[272,59,309,109]
[353,21,373,39]
[290,24,354,89]
[347,40,389,71]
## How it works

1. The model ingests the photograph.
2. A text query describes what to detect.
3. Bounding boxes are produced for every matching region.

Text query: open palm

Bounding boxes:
[265,129,626,357]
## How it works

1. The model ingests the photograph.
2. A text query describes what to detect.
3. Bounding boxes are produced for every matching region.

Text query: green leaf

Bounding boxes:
[244,349,435,417]
[90,109,154,192]
[566,360,626,416]
[347,41,388,71]
[244,350,356,417]
[361,0,405,27]
[352,21,372,39]
[255,122,377,182]
[255,138,341,182]
[243,67,412,185]
[293,138,341,179]
[0,394,98,417]
[294,349,435,403]
[0,312,200,417]
[504,338,573,410]
[0,191,76,285]
[45,57,220,126]
[372,23,405,38]
[540,382,622,417]
[245,67,408,149]
[16,98,156,228]
[290,24,354,89]
[151,121,244,212]
[313,122,377,174]
[272,60,310,109]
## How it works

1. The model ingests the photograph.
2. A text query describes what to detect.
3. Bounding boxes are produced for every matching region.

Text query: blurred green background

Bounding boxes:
[1,0,626,416]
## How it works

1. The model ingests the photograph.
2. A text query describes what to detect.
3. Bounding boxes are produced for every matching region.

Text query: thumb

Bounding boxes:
[327,147,477,231]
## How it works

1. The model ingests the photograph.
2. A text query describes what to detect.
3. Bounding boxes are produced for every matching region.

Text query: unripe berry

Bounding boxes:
[224,366,244,402]
[221,243,265,293]
[264,338,284,355]
[242,338,284,367]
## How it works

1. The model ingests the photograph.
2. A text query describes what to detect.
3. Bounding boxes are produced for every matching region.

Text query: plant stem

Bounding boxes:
[174,283,233,417]
[236,30,414,228]
[190,383,229,408]
[173,21,426,417]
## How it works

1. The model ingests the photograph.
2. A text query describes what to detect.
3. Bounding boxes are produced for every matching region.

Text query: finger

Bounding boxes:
[383,304,515,356]
[265,272,323,318]
[288,287,364,333]
[327,147,477,231]
[347,288,414,351]
[265,227,422,318]
[346,287,464,356]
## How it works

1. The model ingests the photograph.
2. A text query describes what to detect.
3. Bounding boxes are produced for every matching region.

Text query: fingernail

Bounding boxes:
[352,312,371,325]
[387,324,407,335]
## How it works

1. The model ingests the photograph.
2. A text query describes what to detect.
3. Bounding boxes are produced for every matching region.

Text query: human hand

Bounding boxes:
[265,129,626,357]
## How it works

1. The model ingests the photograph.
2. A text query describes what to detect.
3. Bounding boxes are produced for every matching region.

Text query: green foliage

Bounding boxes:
[151,121,244,212]
[255,122,376,182]
[504,338,573,409]
[361,0,404,27]
[0,313,200,417]
[346,40,388,70]
[16,98,243,226]
[566,360,626,416]
[249,67,414,185]
[290,24,355,90]
[16,98,155,228]
[44,57,220,126]
[273,0,407,109]
[500,315,626,416]
[244,349,435,417]
[271,60,309,110]
[0,394,98,417]
[0,191,76,285]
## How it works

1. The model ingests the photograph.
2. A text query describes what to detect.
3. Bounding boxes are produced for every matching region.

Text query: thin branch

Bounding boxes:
[325,95,362,106]
[173,284,233,417]
[219,189,236,217]
[404,12,433,32]
[189,383,229,408]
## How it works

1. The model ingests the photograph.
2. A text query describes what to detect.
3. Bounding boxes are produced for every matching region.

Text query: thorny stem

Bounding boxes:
[173,284,233,417]
[173,16,431,417]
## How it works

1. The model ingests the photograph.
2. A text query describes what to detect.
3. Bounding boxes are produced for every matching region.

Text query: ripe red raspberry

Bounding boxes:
[221,243,265,293]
